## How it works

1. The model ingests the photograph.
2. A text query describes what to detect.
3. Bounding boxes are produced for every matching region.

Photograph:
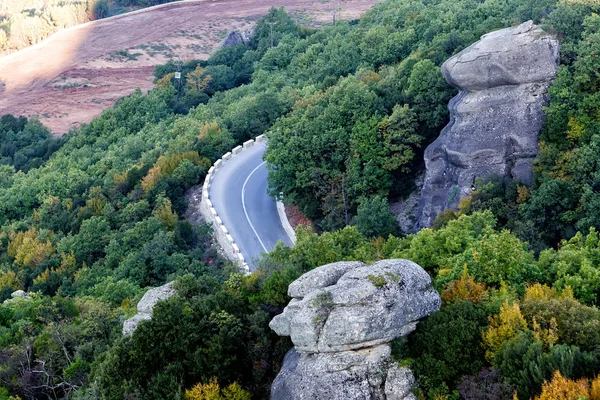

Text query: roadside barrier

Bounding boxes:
[199,134,268,273]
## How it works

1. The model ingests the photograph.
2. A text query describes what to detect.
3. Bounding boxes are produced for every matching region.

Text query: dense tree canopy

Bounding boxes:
[1,0,600,398]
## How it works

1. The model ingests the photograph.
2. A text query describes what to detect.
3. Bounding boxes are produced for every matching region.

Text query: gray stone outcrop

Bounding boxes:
[416,21,559,228]
[272,345,392,400]
[287,261,363,298]
[217,30,253,49]
[3,290,32,303]
[11,290,30,299]
[385,365,417,400]
[270,259,440,400]
[122,281,176,336]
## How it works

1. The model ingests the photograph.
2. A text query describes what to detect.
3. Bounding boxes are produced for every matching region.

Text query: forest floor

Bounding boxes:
[0,0,382,135]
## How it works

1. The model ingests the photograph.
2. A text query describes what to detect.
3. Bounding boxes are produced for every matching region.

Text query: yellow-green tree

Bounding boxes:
[186,66,212,92]
[532,371,600,400]
[184,378,250,400]
[0,270,22,291]
[7,227,55,268]
[153,197,178,229]
[482,300,527,361]
[141,152,210,192]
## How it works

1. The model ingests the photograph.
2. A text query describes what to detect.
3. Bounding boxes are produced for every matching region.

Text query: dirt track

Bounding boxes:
[0,0,382,134]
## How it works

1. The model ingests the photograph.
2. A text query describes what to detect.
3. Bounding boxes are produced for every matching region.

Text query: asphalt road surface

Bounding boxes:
[209,142,293,270]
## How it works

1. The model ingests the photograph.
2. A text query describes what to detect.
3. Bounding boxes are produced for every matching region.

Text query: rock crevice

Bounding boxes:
[416,21,559,228]
[269,259,440,400]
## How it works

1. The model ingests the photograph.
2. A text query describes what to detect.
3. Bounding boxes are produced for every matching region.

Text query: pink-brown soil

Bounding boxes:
[0,0,382,135]
[285,204,315,232]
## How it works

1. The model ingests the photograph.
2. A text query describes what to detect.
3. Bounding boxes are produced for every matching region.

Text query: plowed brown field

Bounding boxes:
[0,0,382,134]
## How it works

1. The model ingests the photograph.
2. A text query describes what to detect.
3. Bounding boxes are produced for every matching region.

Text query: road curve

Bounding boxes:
[209,143,293,270]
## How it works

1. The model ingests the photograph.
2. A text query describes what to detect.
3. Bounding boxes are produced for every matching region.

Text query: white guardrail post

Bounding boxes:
[199,136,258,273]
[277,200,297,244]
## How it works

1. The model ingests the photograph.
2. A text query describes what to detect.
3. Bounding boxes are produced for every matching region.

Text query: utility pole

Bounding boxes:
[333,3,336,25]
[174,56,183,100]
[268,21,278,47]
[332,0,340,25]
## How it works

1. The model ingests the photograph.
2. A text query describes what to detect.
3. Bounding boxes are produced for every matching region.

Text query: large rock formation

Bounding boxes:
[217,30,253,49]
[416,21,559,228]
[122,281,176,336]
[270,259,440,400]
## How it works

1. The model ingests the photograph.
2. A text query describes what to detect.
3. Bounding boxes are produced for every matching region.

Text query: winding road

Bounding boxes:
[209,142,293,270]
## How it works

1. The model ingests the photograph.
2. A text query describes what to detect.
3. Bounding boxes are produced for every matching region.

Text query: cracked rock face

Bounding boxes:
[269,259,440,400]
[416,21,559,229]
[272,345,392,400]
[271,259,440,353]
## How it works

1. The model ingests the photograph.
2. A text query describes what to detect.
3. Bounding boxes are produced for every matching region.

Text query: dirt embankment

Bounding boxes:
[0,0,382,135]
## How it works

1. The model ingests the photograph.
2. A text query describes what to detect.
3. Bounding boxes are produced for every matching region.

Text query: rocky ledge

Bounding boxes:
[416,21,559,228]
[269,259,440,400]
[122,281,176,336]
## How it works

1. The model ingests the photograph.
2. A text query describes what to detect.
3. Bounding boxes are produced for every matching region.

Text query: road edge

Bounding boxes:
[276,201,297,244]
[199,135,267,274]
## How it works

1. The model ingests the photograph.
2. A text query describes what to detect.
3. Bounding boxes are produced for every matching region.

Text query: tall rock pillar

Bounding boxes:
[416,21,559,228]
[269,259,440,400]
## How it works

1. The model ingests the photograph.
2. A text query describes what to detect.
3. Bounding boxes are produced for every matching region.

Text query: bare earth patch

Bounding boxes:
[0,0,383,135]
[285,204,315,232]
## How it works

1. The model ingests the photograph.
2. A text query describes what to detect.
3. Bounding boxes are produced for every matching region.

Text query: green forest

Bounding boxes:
[0,0,600,398]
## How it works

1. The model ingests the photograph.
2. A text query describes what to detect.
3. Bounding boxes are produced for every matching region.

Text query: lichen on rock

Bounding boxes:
[269,259,440,400]
[416,21,560,228]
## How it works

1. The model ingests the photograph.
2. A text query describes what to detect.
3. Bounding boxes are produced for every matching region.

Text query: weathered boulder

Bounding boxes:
[287,261,363,298]
[3,290,32,303]
[271,345,392,400]
[416,21,559,228]
[270,259,440,399]
[270,259,440,353]
[122,313,151,335]
[385,365,417,400]
[11,290,30,299]
[122,281,176,336]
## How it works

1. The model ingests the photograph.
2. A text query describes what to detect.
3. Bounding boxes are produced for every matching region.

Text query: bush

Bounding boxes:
[407,301,490,397]
[459,368,515,400]
[494,332,599,399]
[92,0,110,19]
[352,196,401,238]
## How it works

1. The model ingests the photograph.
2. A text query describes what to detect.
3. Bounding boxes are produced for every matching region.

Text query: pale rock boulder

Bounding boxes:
[3,290,32,304]
[11,290,30,300]
[269,259,440,399]
[416,21,560,228]
[122,281,176,336]
[271,345,392,400]
[385,365,417,400]
[287,261,363,298]
[270,259,440,353]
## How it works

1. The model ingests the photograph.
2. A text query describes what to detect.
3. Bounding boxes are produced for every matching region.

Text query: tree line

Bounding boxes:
[0,0,597,398]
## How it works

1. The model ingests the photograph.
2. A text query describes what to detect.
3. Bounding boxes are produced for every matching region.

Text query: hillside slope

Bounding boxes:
[0,0,380,134]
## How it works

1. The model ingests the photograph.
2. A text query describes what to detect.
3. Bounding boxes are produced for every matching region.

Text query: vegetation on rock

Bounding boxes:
[1,0,600,398]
